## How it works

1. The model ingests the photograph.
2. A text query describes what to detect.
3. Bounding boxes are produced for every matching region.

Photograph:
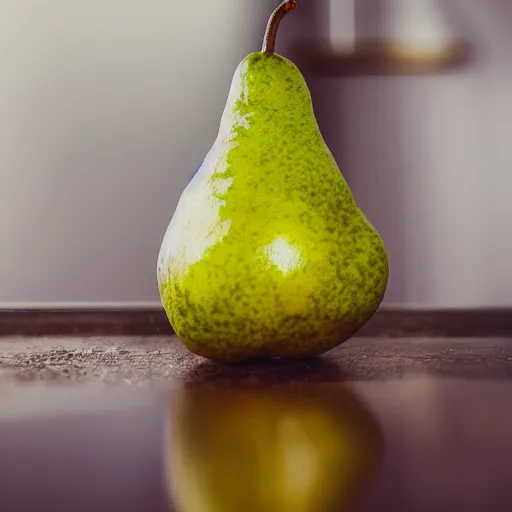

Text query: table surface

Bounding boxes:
[1,336,512,511]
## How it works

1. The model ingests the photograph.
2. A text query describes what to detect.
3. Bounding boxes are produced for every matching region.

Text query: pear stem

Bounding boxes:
[262,1,298,55]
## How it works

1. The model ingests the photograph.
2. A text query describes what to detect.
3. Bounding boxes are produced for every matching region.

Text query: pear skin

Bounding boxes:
[157,2,388,362]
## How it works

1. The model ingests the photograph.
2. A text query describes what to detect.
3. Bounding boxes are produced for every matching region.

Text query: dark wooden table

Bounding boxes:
[1,338,512,511]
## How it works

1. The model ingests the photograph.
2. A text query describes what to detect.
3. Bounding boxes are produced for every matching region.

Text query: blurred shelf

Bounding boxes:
[293,39,472,76]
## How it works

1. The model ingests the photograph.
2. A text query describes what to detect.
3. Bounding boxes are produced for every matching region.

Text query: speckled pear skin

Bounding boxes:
[157,52,388,363]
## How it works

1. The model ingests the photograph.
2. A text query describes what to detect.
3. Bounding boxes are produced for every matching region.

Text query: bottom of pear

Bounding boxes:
[176,332,359,364]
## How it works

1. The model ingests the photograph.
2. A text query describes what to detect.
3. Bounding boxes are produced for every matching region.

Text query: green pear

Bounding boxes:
[164,383,383,512]
[157,1,388,362]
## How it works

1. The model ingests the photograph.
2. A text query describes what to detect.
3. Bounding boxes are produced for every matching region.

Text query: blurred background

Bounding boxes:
[0,0,510,309]
[1,4,512,510]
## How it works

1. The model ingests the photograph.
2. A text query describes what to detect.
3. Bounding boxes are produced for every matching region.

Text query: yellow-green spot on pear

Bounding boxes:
[157,1,389,363]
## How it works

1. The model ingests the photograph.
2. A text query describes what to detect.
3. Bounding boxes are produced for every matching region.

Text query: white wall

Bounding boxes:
[0,0,277,306]
[0,0,510,308]
[314,0,512,308]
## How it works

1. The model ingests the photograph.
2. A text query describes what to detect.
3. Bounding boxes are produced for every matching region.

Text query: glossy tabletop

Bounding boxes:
[1,337,512,511]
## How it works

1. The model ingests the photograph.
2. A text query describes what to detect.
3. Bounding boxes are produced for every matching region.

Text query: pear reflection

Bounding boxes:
[165,383,383,512]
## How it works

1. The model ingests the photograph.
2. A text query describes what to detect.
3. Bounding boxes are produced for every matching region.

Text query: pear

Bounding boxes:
[164,383,383,512]
[157,0,388,362]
